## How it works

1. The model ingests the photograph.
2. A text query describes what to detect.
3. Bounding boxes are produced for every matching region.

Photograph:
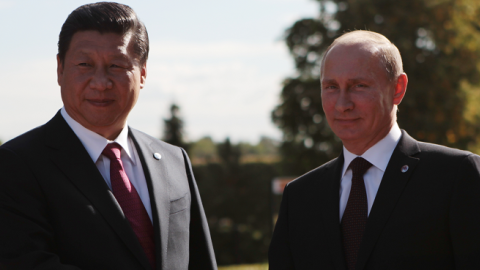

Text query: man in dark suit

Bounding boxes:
[269,30,480,269]
[0,2,216,270]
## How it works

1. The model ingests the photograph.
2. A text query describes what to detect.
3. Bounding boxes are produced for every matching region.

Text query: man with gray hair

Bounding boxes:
[269,30,480,269]
[0,2,216,269]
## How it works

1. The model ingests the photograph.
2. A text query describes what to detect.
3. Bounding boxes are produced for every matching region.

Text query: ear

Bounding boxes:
[393,73,408,105]
[57,54,63,87]
[139,62,147,89]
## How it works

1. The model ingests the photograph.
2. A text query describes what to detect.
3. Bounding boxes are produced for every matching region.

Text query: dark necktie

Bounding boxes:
[341,157,372,270]
[102,143,156,268]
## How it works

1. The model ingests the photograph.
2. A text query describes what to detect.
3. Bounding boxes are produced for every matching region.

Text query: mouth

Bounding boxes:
[86,99,114,107]
[335,118,360,124]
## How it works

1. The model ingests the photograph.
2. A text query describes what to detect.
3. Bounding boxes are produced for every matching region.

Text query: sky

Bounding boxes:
[0,0,319,143]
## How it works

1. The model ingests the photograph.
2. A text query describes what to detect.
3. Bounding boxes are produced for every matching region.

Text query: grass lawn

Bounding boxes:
[218,263,268,270]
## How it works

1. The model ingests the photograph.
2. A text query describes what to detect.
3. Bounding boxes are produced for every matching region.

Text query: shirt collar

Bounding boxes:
[342,122,402,177]
[60,107,135,164]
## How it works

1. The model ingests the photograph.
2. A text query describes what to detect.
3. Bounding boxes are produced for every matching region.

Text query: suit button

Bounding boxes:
[153,153,162,160]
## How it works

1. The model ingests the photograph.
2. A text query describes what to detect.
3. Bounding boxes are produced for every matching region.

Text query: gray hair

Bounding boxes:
[320,30,404,82]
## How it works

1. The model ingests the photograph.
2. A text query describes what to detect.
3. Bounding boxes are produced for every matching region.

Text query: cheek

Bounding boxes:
[63,73,88,97]
[124,84,141,107]
[129,90,140,106]
[356,93,379,109]
[374,92,392,114]
[61,86,78,104]
[321,93,333,113]
[361,96,389,124]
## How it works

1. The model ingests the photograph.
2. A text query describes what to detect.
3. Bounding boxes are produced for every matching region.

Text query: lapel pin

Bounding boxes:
[153,153,162,160]
[401,165,409,173]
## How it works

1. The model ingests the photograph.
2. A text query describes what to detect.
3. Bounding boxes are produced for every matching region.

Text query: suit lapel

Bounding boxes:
[321,153,348,270]
[356,131,420,270]
[130,129,170,270]
[44,112,151,270]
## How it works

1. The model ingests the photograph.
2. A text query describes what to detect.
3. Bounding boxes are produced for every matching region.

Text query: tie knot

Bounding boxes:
[102,143,122,160]
[349,157,373,177]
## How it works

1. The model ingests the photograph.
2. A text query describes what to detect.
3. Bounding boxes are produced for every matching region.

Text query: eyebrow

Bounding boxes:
[321,79,337,85]
[74,50,130,61]
[321,78,374,84]
[348,78,374,83]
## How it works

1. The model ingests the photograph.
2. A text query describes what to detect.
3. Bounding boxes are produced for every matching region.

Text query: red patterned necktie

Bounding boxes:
[341,157,372,270]
[102,143,156,268]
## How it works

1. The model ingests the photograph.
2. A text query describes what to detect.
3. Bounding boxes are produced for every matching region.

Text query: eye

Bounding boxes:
[110,63,127,69]
[78,63,89,67]
[323,85,337,90]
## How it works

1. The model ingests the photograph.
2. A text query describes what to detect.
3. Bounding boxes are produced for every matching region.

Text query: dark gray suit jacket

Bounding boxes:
[269,131,480,269]
[0,111,217,270]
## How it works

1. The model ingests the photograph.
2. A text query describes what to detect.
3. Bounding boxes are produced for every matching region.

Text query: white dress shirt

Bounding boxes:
[339,123,402,221]
[61,107,153,221]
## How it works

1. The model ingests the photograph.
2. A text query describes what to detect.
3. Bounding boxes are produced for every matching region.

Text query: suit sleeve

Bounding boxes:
[268,183,295,270]
[0,147,81,270]
[181,149,218,270]
[449,154,480,269]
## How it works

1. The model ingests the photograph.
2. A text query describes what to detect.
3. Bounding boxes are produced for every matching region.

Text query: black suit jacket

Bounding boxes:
[0,111,217,270]
[269,130,480,269]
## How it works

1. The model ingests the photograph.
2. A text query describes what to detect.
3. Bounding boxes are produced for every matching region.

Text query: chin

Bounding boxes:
[85,116,118,128]
[335,130,363,142]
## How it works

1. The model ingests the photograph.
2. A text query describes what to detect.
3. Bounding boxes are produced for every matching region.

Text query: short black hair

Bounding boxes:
[58,2,149,64]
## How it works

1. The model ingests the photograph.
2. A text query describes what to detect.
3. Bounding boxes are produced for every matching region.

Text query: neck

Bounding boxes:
[96,128,123,141]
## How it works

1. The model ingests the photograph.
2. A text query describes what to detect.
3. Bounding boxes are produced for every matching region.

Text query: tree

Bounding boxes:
[189,136,217,164]
[272,0,480,175]
[217,138,241,171]
[162,104,189,151]
[193,138,277,265]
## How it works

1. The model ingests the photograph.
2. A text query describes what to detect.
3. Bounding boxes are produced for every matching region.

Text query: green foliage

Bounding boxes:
[238,137,279,156]
[189,137,280,164]
[272,0,480,174]
[194,140,278,265]
[218,138,242,171]
[195,162,277,265]
[190,136,217,162]
[162,104,189,151]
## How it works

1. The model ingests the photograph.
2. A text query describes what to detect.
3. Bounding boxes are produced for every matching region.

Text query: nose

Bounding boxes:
[335,90,354,112]
[89,67,113,90]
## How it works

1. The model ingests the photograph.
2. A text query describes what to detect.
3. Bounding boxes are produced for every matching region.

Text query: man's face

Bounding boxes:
[57,30,146,139]
[321,43,398,153]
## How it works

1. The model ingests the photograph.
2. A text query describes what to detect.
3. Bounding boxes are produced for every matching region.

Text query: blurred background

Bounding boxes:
[2,0,480,268]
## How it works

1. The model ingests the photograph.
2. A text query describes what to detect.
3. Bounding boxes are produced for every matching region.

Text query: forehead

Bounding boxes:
[322,42,386,81]
[67,30,134,58]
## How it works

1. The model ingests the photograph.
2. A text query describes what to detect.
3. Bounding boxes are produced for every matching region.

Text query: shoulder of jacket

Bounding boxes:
[287,156,340,188]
